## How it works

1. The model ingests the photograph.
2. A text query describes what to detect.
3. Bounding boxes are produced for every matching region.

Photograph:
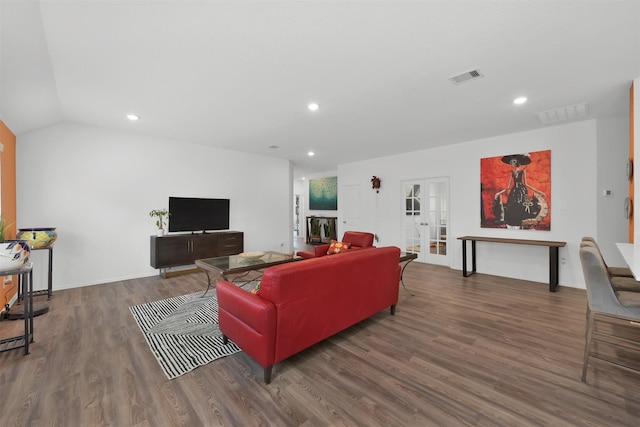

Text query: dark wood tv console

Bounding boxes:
[150,231,244,272]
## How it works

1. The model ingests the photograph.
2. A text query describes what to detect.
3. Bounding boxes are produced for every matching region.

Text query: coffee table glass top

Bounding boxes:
[195,251,301,276]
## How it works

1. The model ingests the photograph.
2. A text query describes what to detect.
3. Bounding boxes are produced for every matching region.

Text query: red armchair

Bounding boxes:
[296,231,375,259]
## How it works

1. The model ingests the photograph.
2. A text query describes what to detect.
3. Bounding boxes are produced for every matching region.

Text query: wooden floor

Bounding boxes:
[0,260,639,426]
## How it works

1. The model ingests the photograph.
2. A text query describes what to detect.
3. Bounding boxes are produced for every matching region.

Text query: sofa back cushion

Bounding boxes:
[258,246,400,363]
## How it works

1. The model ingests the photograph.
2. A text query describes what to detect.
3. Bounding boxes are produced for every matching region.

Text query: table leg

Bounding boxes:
[472,240,476,274]
[462,239,467,276]
[400,260,415,296]
[47,248,53,299]
[462,239,477,277]
[28,270,34,345]
[22,270,33,354]
[549,246,560,292]
[202,270,213,297]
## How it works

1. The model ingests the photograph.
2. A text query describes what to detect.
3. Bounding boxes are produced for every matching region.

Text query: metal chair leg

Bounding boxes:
[581,311,595,382]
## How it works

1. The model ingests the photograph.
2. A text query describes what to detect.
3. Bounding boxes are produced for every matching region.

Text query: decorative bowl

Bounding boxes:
[0,240,31,272]
[17,227,57,249]
[239,251,265,260]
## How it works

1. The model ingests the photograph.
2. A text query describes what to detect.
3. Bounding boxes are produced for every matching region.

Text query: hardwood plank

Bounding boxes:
[0,261,639,426]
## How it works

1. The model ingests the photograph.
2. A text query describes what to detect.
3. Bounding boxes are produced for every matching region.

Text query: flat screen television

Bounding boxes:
[168,197,230,233]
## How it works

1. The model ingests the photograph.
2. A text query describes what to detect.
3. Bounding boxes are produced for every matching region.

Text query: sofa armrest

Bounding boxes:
[314,244,330,257]
[216,280,277,368]
[296,250,315,259]
[296,244,330,259]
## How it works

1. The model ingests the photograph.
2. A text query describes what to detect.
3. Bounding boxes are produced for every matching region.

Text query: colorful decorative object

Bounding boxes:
[327,240,351,255]
[17,227,58,249]
[251,281,261,295]
[480,150,551,230]
[0,240,31,272]
[309,176,338,210]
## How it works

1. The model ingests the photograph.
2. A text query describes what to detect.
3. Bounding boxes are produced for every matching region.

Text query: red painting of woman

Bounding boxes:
[481,151,551,230]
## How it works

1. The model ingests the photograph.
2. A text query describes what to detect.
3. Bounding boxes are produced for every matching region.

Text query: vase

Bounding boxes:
[157,228,165,237]
[0,240,31,272]
[16,227,57,249]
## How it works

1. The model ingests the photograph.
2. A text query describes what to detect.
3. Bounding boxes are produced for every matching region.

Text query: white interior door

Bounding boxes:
[341,184,360,234]
[402,178,449,265]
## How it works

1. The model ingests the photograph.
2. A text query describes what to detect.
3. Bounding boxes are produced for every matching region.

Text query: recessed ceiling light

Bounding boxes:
[307,103,319,111]
[308,151,315,156]
[513,97,527,105]
[126,114,140,121]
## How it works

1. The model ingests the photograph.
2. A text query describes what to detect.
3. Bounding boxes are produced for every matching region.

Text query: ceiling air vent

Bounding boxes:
[536,102,589,125]
[449,68,484,85]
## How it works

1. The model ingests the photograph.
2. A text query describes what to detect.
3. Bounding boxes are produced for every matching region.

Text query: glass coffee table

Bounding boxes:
[195,251,302,295]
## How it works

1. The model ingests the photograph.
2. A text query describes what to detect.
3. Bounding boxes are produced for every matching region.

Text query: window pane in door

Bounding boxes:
[404,183,422,253]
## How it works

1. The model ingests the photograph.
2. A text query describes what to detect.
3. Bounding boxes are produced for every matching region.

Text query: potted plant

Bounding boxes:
[322,219,335,243]
[309,217,321,243]
[149,209,170,236]
[0,216,7,242]
[0,217,30,272]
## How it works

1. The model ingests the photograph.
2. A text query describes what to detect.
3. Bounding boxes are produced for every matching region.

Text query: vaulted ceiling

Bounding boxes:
[1,1,639,177]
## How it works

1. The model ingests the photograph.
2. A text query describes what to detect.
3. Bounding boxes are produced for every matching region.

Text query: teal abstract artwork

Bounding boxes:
[309,176,338,210]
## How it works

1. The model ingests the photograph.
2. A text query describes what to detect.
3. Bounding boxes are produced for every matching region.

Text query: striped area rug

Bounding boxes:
[130,284,253,379]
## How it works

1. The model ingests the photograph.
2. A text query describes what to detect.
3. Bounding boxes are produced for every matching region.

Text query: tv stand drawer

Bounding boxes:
[218,232,243,255]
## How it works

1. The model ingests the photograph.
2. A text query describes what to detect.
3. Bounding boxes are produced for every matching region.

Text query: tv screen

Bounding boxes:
[168,197,230,233]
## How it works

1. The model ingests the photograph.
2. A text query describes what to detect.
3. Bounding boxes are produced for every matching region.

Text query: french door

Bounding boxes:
[402,178,449,265]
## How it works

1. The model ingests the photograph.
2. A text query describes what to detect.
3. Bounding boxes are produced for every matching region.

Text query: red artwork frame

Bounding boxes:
[480,150,551,230]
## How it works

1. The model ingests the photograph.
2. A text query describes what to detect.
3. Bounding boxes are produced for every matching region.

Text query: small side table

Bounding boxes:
[13,247,52,318]
[31,246,53,299]
[399,252,418,296]
[0,263,34,355]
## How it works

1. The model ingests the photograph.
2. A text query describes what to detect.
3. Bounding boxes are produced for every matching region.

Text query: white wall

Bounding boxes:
[16,116,629,291]
[338,119,628,289]
[596,116,630,266]
[17,123,292,291]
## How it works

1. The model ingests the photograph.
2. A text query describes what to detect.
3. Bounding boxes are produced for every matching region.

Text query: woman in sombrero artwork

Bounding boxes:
[480,150,551,230]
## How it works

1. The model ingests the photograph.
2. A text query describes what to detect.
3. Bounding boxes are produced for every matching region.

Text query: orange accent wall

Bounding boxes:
[0,119,18,310]
[630,82,635,242]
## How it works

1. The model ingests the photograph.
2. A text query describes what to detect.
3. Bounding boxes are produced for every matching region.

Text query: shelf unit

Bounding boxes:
[305,216,337,244]
[150,231,244,270]
[0,263,34,355]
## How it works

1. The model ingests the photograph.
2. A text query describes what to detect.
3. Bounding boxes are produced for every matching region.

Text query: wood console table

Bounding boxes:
[457,236,566,292]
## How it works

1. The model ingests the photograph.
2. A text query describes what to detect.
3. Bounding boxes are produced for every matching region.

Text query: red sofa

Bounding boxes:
[216,246,401,383]
[296,231,375,259]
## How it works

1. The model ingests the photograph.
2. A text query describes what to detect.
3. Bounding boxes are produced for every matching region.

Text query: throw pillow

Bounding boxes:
[327,240,351,255]
[251,281,261,295]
